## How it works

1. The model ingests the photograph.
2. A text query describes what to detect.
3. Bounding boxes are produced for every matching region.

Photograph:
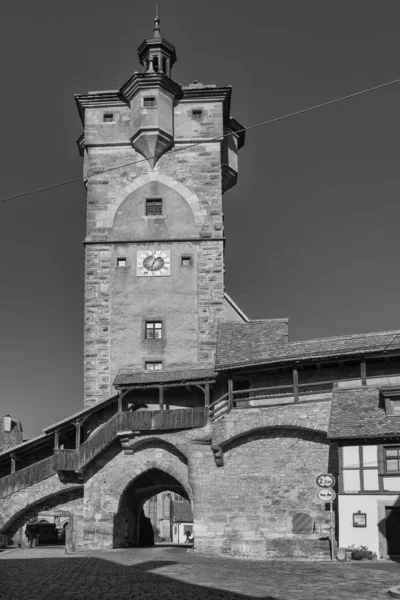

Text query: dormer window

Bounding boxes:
[192,109,203,120]
[143,96,156,108]
[382,387,400,415]
[103,112,114,122]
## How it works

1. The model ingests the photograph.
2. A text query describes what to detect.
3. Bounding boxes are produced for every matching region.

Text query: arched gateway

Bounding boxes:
[113,468,189,547]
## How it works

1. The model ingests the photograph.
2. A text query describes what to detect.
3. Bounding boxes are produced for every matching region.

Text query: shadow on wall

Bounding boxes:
[0,557,281,599]
[378,493,400,560]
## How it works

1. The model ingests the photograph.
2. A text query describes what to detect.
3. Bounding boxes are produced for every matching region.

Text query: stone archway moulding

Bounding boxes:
[117,459,193,509]
[121,436,189,465]
[0,482,83,533]
[107,173,206,228]
[212,425,328,468]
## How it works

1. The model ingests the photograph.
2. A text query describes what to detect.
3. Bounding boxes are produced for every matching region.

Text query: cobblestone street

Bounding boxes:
[0,546,400,599]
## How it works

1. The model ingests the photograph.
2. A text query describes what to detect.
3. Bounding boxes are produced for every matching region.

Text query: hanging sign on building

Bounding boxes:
[316,488,336,504]
[316,473,336,488]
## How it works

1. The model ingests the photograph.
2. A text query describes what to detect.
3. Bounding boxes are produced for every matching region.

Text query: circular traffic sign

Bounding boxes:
[316,473,336,488]
[316,488,336,503]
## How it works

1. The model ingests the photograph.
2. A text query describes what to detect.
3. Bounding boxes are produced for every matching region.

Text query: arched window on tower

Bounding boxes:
[162,57,166,74]
[153,56,159,72]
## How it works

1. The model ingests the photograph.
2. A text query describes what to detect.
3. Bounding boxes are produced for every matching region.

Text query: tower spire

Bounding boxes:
[153,6,161,38]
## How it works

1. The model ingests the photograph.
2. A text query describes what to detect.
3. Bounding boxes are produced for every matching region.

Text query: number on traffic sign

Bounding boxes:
[316,473,336,488]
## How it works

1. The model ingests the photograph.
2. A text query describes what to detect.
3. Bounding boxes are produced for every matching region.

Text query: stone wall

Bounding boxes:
[83,141,225,406]
[191,401,336,559]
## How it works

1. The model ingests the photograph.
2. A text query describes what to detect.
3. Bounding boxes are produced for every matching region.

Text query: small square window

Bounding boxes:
[117,257,127,267]
[103,112,114,122]
[384,447,400,472]
[143,96,156,108]
[181,256,192,266]
[192,109,203,120]
[146,198,163,216]
[145,361,162,370]
[145,321,163,340]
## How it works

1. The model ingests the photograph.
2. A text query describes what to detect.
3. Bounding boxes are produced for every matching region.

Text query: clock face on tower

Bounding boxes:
[136,249,171,277]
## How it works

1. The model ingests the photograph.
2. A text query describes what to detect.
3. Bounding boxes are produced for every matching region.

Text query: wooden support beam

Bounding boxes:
[54,430,59,450]
[118,392,123,413]
[293,367,299,402]
[75,421,81,449]
[228,378,234,408]
[361,360,367,386]
[159,386,164,410]
[204,382,210,407]
[10,454,16,474]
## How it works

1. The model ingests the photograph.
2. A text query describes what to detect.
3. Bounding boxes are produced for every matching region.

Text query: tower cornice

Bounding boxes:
[120,73,182,104]
[75,91,127,126]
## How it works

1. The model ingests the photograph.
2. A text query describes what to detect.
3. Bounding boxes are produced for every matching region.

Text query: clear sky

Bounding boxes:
[0,0,400,438]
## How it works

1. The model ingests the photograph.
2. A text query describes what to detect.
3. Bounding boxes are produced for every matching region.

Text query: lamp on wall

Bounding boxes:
[353,511,367,528]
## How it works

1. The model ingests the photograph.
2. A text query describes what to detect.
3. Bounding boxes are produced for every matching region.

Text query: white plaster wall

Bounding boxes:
[339,494,400,555]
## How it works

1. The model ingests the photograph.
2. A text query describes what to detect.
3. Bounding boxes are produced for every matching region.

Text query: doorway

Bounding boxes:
[385,507,400,555]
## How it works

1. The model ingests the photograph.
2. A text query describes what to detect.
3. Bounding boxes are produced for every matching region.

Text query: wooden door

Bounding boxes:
[385,507,400,555]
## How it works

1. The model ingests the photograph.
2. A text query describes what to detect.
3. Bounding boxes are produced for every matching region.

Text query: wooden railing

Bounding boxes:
[0,456,57,499]
[55,449,78,471]
[209,380,335,420]
[75,408,208,470]
[0,408,209,497]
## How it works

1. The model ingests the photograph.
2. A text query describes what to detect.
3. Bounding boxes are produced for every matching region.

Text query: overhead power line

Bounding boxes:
[1,75,400,205]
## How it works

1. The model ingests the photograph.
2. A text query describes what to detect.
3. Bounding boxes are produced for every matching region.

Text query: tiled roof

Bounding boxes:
[328,387,400,439]
[216,319,289,369]
[114,368,216,387]
[172,500,193,523]
[216,323,400,370]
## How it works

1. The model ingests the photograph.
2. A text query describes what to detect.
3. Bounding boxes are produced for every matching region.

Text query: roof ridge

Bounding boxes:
[288,328,400,346]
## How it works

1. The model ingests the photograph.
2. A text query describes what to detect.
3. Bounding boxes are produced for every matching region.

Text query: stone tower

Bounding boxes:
[76,13,245,407]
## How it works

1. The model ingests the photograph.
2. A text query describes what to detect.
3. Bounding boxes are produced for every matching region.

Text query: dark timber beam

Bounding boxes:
[361,360,367,386]
[75,420,82,449]
[293,367,299,402]
[159,386,164,410]
[228,378,234,408]
[204,382,210,407]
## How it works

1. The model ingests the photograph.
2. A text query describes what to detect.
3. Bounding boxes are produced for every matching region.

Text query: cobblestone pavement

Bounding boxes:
[1,545,400,599]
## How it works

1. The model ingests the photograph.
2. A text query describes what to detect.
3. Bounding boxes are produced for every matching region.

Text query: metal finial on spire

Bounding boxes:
[153,6,161,38]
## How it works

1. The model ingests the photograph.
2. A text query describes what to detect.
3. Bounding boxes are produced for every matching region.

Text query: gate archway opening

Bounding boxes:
[113,468,190,548]
[1,486,83,548]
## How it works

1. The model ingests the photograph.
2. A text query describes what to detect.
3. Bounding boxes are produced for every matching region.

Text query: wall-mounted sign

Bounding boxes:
[316,473,336,488]
[353,511,367,528]
[316,488,336,504]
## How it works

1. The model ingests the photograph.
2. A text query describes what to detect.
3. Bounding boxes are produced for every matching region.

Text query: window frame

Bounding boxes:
[381,386,400,416]
[191,108,203,120]
[144,361,163,371]
[103,112,115,123]
[145,197,163,217]
[382,445,400,475]
[181,255,193,267]
[116,257,127,268]
[145,320,163,340]
[143,96,157,109]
